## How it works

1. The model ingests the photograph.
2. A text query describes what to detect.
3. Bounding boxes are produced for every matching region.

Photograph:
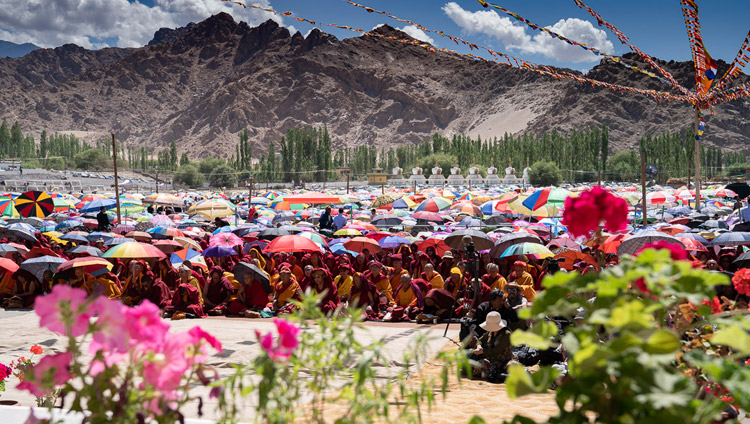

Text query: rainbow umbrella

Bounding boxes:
[53,198,72,212]
[57,257,113,274]
[298,231,329,248]
[0,197,17,217]
[392,197,418,210]
[170,248,207,271]
[15,191,55,218]
[147,226,185,238]
[499,242,554,259]
[102,241,166,259]
[415,197,451,212]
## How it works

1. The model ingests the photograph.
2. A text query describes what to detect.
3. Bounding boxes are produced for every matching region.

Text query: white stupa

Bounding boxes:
[408,157,427,184]
[502,158,519,183]
[428,159,446,186]
[391,163,406,185]
[466,164,484,185]
[485,160,501,184]
[522,158,532,184]
[447,161,464,185]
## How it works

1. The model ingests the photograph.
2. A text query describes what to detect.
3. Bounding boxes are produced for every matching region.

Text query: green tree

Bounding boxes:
[169,141,178,170]
[73,148,110,170]
[418,153,457,177]
[199,157,225,175]
[180,153,190,167]
[529,160,561,186]
[174,164,204,186]
[209,164,237,188]
[607,151,640,182]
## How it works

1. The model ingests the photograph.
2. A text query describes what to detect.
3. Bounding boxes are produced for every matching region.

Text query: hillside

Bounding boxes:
[0,13,746,159]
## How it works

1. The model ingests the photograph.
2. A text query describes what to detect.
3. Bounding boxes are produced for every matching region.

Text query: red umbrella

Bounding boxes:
[0,257,19,274]
[679,237,708,252]
[364,231,391,242]
[344,236,383,254]
[265,235,322,253]
[417,238,451,256]
[26,247,62,259]
[412,211,444,223]
[56,257,112,274]
[209,232,243,248]
[283,192,342,205]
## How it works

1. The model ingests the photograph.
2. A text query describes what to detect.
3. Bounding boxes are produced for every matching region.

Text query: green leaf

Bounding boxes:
[467,416,487,424]
[510,321,558,350]
[505,364,559,399]
[643,329,682,354]
[568,342,612,377]
[711,325,750,355]
[607,300,653,330]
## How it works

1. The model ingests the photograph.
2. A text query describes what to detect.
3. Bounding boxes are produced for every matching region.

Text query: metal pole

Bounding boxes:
[111,133,122,225]
[640,150,647,227]
[248,177,253,209]
[694,107,701,211]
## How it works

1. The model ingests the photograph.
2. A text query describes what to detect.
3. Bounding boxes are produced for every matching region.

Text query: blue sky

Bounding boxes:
[1,0,748,71]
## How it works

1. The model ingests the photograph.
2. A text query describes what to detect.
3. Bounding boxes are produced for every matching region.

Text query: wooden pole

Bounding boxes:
[111,133,122,225]
[155,168,159,194]
[694,107,701,211]
[346,171,350,194]
[640,150,647,227]
[248,177,253,210]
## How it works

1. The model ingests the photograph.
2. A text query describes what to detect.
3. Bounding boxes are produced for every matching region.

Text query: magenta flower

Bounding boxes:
[562,186,629,239]
[17,352,73,397]
[255,319,301,362]
[142,331,192,393]
[188,326,222,352]
[187,326,222,364]
[637,241,688,261]
[34,285,90,337]
[124,300,169,347]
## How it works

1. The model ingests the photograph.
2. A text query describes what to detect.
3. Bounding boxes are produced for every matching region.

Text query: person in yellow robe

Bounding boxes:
[271,265,302,313]
[421,263,444,289]
[388,254,409,292]
[334,266,353,303]
[177,265,203,304]
[85,272,122,299]
[508,260,536,301]
[366,261,394,306]
[482,263,507,292]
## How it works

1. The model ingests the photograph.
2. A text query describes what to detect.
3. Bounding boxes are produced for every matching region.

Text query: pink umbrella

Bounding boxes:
[548,236,582,252]
[150,215,175,227]
[209,232,243,248]
[112,224,135,235]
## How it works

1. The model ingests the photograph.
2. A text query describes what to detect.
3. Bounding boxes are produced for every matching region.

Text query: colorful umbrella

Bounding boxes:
[102,241,166,259]
[522,188,552,211]
[0,197,17,217]
[343,236,383,254]
[415,197,451,212]
[147,226,185,238]
[500,242,554,259]
[283,192,343,205]
[79,198,117,213]
[265,235,323,253]
[297,231,329,248]
[14,191,55,218]
[173,236,202,251]
[170,248,208,271]
[203,245,239,257]
[143,193,182,207]
[56,257,113,274]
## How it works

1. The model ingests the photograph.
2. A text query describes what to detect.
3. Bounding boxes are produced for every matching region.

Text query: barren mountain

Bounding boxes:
[0,13,747,159]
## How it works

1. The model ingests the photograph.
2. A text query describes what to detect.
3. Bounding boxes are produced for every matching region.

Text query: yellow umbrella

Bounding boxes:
[189,199,235,219]
[334,228,362,237]
[507,195,561,217]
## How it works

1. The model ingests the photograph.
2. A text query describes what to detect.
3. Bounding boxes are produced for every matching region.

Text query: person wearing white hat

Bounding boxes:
[469,311,512,382]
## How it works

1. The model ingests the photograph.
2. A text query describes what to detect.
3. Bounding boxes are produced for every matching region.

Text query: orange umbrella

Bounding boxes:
[343,237,383,254]
[656,226,686,236]
[599,234,631,254]
[555,250,599,271]
[126,231,152,242]
[417,238,450,256]
[283,192,342,205]
[678,237,708,252]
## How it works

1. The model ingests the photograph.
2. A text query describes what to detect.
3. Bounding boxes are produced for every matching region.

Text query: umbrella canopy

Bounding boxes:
[547,236,581,251]
[257,228,291,241]
[233,261,271,294]
[60,233,89,244]
[147,226,185,238]
[334,228,363,237]
[57,257,113,274]
[445,229,494,251]
[522,188,552,211]
[555,250,598,271]
[126,231,152,242]
[79,198,117,213]
[15,191,55,218]
[701,220,729,229]
[417,238,451,256]
[265,235,322,253]
[732,251,750,269]
[209,232,243,248]
[378,235,411,249]
[0,257,19,274]
[491,233,543,257]
[203,245,239,258]
[678,237,708,252]
[297,231,329,248]
[152,239,184,254]
[170,248,207,271]
[86,231,115,243]
[725,182,750,200]
[371,215,404,227]
[708,232,750,246]
[500,242,554,259]
[143,193,182,207]
[102,241,167,259]
[617,231,684,256]
[173,236,202,251]
[66,245,103,257]
[344,236,383,254]
[674,232,710,244]
[283,192,342,205]
[20,256,67,282]
[371,192,403,208]
[415,197,451,212]
[646,192,676,205]
[189,199,235,219]
[105,237,135,246]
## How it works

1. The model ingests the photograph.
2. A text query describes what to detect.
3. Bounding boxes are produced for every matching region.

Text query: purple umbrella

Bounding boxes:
[203,245,238,258]
[378,235,411,249]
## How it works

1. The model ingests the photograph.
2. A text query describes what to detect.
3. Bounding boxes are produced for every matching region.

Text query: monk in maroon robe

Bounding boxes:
[166,283,206,318]
[310,267,340,316]
[142,274,172,309]
[203,267,235,315]
[227,269,269,317]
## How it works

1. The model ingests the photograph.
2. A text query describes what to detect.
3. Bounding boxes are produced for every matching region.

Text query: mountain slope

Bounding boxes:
[0,40,39,58]
[0,13,746,159]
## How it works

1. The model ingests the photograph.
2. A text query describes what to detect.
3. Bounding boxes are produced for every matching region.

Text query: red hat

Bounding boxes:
[391,254,402,262]
[513,260,526,267]
[279,265,292,274]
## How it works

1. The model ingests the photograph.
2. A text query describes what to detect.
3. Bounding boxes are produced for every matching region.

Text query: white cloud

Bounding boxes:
[400,25,435,46]
[442,2,613,63]
[0,0,289,49]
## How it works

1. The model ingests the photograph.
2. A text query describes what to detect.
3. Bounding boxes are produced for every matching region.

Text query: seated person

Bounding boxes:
[203,267,235,315]
[349,272,378,312]
[468,311,512,383]
[462,289,518,343]
[271,265,303,314]
[420,288,456,322]
[421,263,444,289]
[482,263,506,291]
[505,282,529,310]
[334,262,354,304]
[310,267,340,316]
[508,260,536,301]
[228,268,270,317]
[4,270,40,308]
[165,281,206,319]
[384,273,423,322]
[365,261,394,307]
[142,274,171,309]
[85,272,123,300]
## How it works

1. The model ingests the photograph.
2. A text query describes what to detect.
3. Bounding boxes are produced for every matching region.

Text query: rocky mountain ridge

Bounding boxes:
[0,13,747,159]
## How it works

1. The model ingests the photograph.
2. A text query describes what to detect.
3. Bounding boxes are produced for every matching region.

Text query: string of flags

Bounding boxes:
[710,29,750,95]
[680,0,718,99]
[220,0,750,109]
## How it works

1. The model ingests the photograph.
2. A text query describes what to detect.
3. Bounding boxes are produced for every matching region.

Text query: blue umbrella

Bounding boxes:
[79,198,117,213]
[56,220,82,231]
[212,225,237,235]
[378,235,410,249]
[60,233,89,244]
[331,243,358,257]
[203,245,238,258]
[86,231,115,242]
[391,198,411,210]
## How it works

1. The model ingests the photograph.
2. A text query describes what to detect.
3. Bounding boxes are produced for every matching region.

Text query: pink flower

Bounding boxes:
[34,285,91,337]
[16,352,73,397]
[0,363,11,380]
[90,297,129,355]
[124,300,169,347]
[187,326,222,364]
[637,241,688,261]
[274,319,300,351]
[562,187,629,239]
[255,319,301,362]
[142,332,191,393]
[732,269,750,296]
[188,326,222,352]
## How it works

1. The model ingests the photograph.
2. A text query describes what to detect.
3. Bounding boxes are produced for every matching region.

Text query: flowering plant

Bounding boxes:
[9,345,50,405]
[731,268,750,296]
[0,362,11,393]
[562,186,628,238]
[17,285,222,423]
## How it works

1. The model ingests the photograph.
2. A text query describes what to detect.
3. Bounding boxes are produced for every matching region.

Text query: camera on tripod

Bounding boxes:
[462,235,476,258]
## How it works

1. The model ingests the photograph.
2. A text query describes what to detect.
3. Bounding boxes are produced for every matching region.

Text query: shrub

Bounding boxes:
[73,148,109,170]
[174,164,204,187]
[209,164,237,188]
[529,161,561,186]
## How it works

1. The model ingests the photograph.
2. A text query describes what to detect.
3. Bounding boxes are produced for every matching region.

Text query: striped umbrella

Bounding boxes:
[57,257,113,274]
[147,226,185,238]
[499,242,554,259]
[102,241,166,259]
[415,197,451,212]
[522,188,552,211]
[170,248,207,271]
[15,191,55,218]
[298,231,329,248]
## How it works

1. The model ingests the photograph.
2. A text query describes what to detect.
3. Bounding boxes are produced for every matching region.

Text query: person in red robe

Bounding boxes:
[349,272,378,312]
[227,268,269,317]
[422,288,456,321]
[142,273,172,309]
[310,267,340,316]
[165,282,206,319]
[155,258,178,289]
[203,267,235,315]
